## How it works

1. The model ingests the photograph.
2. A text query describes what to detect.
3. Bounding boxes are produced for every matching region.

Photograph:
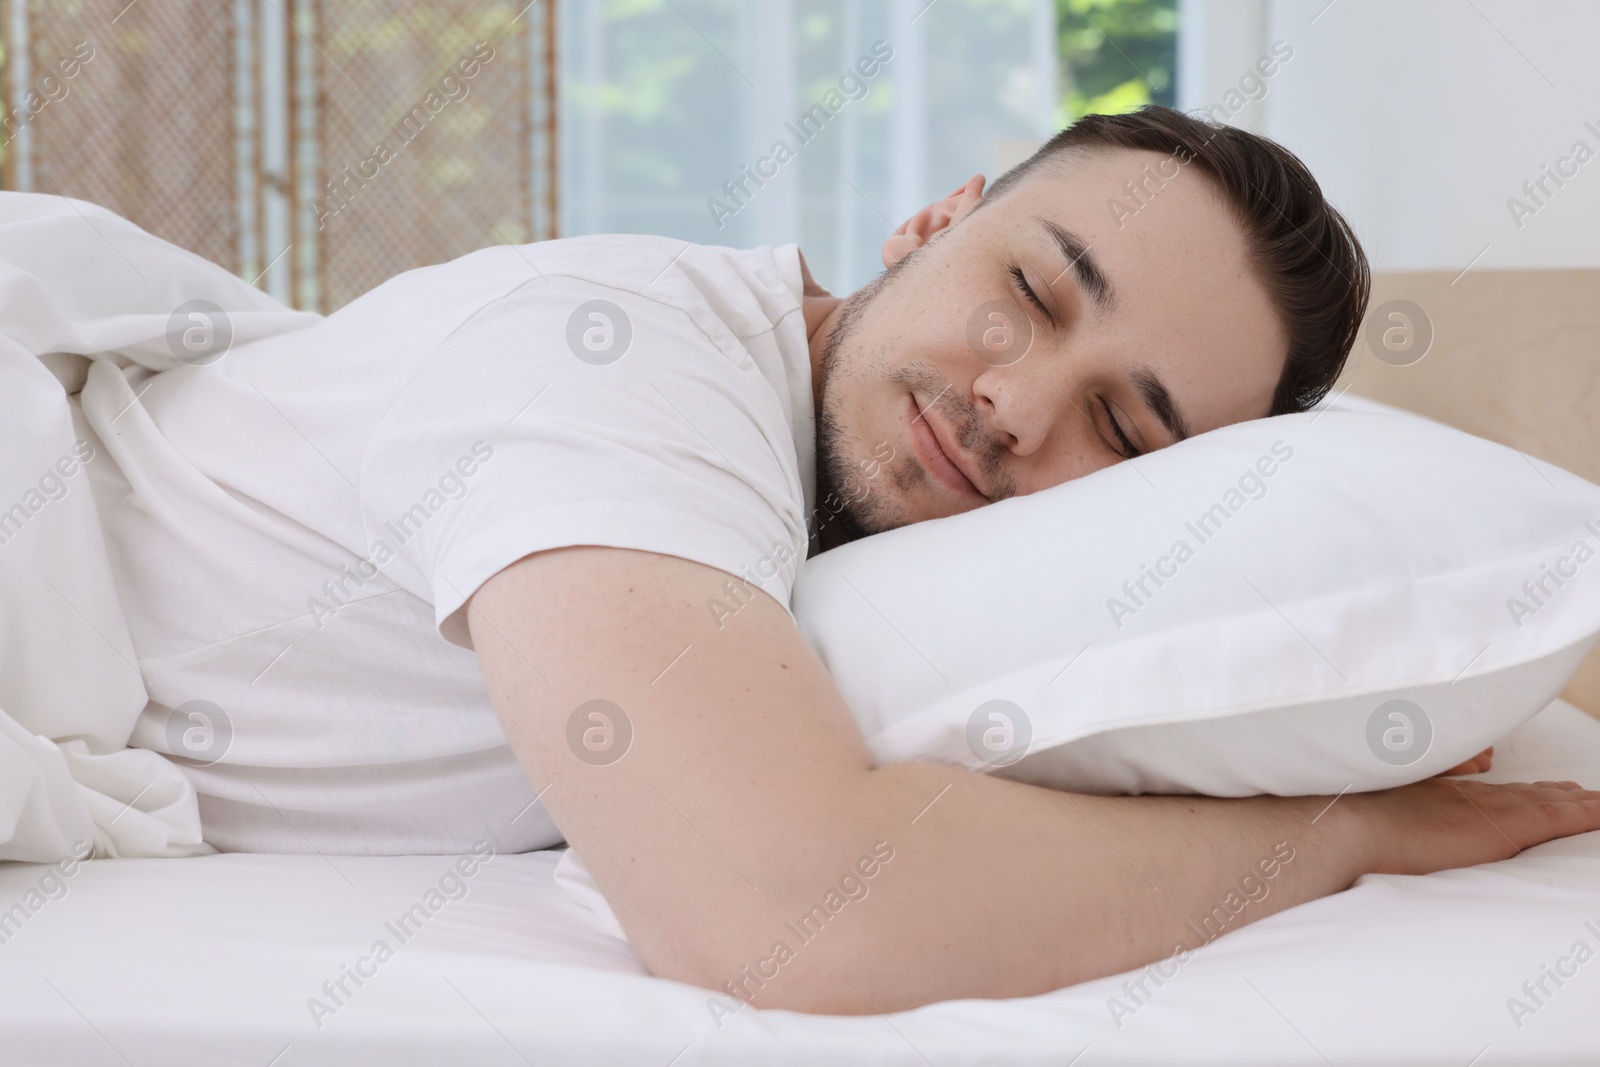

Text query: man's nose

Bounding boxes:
[972,362,1078,460]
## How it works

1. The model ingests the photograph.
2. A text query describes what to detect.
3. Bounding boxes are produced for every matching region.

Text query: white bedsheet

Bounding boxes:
[2,698,1597,1066]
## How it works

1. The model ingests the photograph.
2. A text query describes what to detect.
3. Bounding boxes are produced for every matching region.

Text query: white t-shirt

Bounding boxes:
[84,236,816,855]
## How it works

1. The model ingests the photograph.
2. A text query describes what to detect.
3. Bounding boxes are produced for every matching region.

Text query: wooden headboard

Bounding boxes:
[1335,269,1600,719]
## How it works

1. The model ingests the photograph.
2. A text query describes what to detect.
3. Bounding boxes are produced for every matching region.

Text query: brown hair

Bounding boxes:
[985,105,1369,416]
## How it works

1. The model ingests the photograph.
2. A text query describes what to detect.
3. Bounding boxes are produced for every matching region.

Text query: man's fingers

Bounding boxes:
[1436,747,1495,777]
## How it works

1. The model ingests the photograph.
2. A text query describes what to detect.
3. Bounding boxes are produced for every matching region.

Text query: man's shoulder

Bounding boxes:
[408,235,806,365]
[517,234,801,317]
[335,235,779,340]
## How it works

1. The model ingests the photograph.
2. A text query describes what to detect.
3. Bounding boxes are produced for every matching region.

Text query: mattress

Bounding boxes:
[3,699,1599,1067]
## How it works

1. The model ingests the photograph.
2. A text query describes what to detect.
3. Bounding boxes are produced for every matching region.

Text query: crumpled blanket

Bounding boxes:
[0,191,319,862]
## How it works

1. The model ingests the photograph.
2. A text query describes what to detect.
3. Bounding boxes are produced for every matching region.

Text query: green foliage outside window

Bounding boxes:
[1056,0,1178,122]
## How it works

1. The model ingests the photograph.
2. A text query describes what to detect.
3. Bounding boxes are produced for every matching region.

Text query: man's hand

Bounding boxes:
[467,547,1600,1014]
[1437,746,1494,777]
[1356,776,1600,875]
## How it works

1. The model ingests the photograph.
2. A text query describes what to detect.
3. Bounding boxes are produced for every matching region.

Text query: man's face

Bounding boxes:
[814,148,1285,541]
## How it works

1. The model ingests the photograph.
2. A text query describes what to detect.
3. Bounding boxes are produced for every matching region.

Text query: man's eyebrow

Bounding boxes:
[1039,218,1115,314]
[1130,364,1190,444]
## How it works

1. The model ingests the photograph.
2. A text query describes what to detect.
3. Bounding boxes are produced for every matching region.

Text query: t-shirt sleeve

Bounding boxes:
[357,277,810,650]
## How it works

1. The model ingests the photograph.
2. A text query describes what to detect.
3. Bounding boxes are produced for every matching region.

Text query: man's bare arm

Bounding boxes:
[468,546,1600,1014]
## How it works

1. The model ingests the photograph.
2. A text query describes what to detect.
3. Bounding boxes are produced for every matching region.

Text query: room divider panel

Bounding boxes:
[0,0,558,312]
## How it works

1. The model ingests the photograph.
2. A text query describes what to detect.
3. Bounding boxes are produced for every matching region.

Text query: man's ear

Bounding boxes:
[882,174,987,268]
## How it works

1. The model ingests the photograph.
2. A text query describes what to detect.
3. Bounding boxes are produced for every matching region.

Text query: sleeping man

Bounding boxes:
[91,105,1600,1013]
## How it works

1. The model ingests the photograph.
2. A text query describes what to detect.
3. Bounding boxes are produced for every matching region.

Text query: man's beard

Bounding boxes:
[812,247,1015,553]
[811,252,930,549]
[812,260,915,550]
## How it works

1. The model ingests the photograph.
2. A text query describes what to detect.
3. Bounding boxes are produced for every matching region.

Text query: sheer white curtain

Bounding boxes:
[560,0,1057,293]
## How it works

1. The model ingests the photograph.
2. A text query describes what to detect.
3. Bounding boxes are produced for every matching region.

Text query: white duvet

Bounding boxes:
[0,192,317,861]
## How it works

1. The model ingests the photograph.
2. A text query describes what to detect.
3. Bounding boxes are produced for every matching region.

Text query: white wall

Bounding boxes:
[1180,0,1600,271]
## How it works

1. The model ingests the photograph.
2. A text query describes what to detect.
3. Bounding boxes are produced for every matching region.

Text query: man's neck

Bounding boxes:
[797,249,845,425]
[808,505,856,557]
[797,248,848,557]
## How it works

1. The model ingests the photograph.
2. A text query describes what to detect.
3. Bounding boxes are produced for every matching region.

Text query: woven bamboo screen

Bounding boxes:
[0,0,558,312]
[0,0,239,272]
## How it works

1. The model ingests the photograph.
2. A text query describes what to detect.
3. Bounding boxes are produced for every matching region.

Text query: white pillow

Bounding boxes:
[791,401,1600,796]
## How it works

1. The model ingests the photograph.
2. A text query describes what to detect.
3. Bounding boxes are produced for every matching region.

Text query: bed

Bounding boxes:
[1,695,1596,1066]
[3,242,1599,1064]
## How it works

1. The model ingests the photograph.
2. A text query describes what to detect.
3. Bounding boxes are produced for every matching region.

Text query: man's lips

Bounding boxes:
[906,391,987,500]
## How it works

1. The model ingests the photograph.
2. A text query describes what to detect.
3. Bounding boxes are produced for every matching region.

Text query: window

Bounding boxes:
[2,1,1180,306]
[1055,0,1177,121]
[560,0,1062,292]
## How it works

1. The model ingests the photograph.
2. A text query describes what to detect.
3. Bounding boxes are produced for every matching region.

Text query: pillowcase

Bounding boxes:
[791,398,1600,796]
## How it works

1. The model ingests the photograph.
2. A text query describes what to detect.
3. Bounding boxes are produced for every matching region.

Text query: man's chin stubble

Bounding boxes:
[811,252,936,549]
[813,405,904,549]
